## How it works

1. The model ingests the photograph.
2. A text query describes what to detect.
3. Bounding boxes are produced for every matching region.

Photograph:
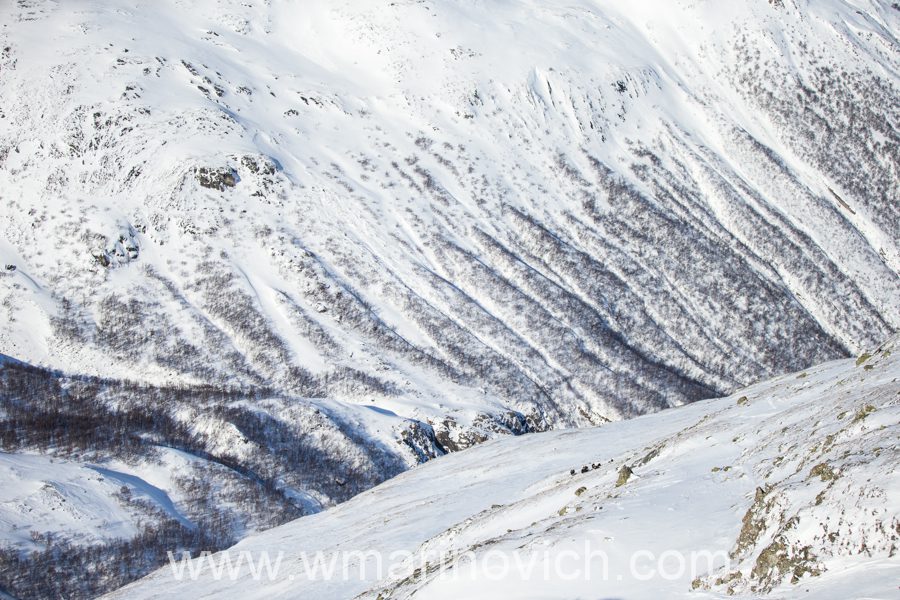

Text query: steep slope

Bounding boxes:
[112,335,900,600]
[1,0,898,434]
[0,353,441,596]
[0,0,898,595]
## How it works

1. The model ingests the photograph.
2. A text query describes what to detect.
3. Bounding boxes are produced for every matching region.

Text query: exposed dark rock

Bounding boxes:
[616,465,634,487]
[195,166,238,190]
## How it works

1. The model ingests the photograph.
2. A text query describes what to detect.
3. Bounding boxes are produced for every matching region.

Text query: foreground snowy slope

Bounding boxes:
[113,336,900,599]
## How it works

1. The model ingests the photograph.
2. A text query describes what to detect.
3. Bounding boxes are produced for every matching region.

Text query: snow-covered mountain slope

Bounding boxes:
[112,336,900,600]
[0,351,449,596]
[0,448,227,597]
[0,0,898,595]
[1,0,898,436]
[0,452,158,549]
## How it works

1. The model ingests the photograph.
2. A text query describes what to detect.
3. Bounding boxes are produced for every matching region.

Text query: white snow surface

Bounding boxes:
[0,449,196,550]
[0,0,898,595]
[0,0,898,431]
[112,336,900,599]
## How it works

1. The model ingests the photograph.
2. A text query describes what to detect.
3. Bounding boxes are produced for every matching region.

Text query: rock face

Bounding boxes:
[194,166,237,191]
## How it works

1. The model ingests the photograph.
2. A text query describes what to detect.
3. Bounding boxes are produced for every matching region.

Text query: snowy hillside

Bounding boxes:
[0,352,444,596]
[1,0,898,431]
[0,0,898,596]
[112,336,900,599]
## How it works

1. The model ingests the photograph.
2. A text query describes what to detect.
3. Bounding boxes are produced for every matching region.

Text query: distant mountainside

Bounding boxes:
[0,0,898,597]
[112,337,900,599]
[2,0,898,429]
[0,354,431,597]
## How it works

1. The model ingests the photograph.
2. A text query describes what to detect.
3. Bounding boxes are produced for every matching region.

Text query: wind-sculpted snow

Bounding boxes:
[0,0,898,594]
